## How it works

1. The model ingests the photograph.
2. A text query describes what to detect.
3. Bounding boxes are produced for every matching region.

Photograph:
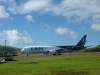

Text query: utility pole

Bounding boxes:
[5,40,7,56]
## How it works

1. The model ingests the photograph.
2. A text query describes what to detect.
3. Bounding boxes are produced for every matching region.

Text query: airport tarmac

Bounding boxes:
[0,52,100,60]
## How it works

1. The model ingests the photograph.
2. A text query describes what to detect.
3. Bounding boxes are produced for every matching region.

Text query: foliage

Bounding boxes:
[4,55,13,61]
[77,45,100,53]
[0,45,21,55]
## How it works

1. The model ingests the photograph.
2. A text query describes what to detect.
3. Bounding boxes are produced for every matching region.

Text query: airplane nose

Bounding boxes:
[21,49,25,52]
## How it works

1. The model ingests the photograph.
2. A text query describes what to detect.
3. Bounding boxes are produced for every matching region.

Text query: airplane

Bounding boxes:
[21,35,87,56]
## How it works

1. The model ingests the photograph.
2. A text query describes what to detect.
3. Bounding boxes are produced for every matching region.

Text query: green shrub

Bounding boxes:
[4,55,13,61]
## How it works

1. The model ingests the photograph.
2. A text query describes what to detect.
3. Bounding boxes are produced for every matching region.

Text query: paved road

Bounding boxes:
[0,52,100,60]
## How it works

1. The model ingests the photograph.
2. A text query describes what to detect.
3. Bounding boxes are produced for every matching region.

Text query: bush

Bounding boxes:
[4,55,13,61]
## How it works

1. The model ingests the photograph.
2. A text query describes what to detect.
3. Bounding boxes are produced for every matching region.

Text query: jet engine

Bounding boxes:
[48,50,57,55]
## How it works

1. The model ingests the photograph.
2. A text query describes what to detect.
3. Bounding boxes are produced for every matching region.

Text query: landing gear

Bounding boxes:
[58,53,62,55]
[27,54,28,57]
[27,53,30,57]
[53,53,62,55]
[53,53,57,55]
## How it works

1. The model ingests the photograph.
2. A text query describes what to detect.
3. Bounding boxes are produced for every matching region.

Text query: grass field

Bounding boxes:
[0,55,100,75]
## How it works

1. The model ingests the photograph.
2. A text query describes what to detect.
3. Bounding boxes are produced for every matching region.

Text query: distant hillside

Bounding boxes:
[77,45,100,53]
[0,45,21,53]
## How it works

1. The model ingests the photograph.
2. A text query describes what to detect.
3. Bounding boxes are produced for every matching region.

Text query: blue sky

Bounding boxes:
[0,0,100,48]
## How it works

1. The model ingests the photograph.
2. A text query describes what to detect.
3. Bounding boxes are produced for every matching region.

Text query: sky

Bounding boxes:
[0,0,100,48]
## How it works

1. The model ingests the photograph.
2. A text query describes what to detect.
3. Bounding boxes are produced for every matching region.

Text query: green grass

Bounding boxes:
[0,55,100,75]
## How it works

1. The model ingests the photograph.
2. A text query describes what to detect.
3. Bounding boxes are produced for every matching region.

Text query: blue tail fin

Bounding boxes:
[76,35,87,47]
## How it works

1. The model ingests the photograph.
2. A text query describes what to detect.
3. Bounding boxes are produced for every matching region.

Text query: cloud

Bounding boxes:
[55,27,69,35]
[8,0,52,14]
[1,0,100,23]
[0,5,10,19]
[1,0,100,32]
[41,22,50,32]
[91,24,100,32]
[55,27,77,39]
[55,0,100,22]
[69,31,77,39]
[0,30,34,46]
[25,15,34,22]
[7,0,100,21]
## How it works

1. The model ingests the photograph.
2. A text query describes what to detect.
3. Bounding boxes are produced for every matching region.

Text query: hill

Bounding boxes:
[0,45,21,56]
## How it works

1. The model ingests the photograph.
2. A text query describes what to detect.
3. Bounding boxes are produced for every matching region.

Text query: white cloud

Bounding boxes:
[0,5,10,19]
[55,27,77,39]
[1,0,100,32]
[2,0,100,23]
[44,24,50,32]
[55,27,69,35]
[6,0,100,23]
[69,31,77,39]
[91,24,100,32]
[25,15,34,22]
[56,0,100,22]
[0,30,34,46]
[8,0,51,14]
[41,22,50,32]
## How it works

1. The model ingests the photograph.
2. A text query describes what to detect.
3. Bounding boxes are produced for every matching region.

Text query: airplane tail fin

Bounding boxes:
[76,35,87,47]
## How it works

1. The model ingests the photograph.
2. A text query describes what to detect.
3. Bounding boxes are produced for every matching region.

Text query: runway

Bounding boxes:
[11,52,100,59]
[0,52,100,60]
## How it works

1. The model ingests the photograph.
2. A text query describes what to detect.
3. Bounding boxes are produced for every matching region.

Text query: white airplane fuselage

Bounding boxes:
[21,35,87,55]
[21,46,66,53]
